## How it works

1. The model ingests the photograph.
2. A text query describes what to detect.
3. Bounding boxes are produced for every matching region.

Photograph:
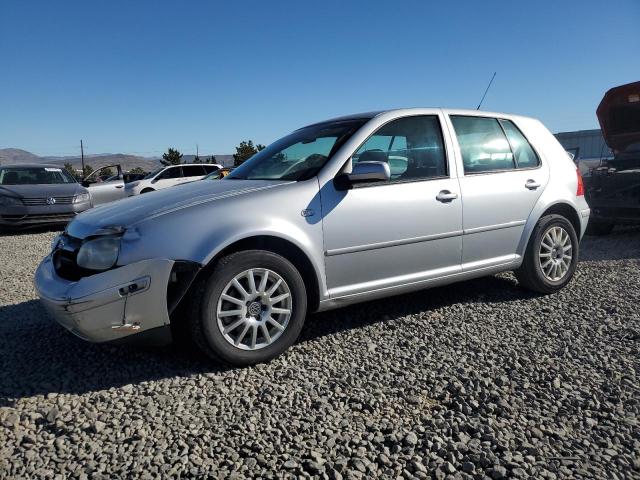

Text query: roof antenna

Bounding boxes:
[476,72,496,110]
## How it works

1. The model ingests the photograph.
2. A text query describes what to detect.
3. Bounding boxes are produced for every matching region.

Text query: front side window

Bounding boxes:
[451,116,515,173]
[227,119,367,181]
[353,115,447,182]
[0,167,77,185]
[157,167,182,180]
[499,119,540,169]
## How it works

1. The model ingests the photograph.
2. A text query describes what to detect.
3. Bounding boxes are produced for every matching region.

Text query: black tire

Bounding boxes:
[515,214,579,294]
[585,220,614,236]
[140,188,155,194]
[187,250,307,366]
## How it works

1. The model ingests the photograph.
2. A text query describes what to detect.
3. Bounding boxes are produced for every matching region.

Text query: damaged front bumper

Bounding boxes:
[34,255,176,344]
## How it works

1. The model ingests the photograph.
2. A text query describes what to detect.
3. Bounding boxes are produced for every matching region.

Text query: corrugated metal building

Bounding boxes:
[554,129,612,160]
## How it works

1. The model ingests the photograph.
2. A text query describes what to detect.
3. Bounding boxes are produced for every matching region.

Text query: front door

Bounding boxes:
[85,165,126,205]
[447,115,550,269]
[152,166,183,189]
[321,114,463,298]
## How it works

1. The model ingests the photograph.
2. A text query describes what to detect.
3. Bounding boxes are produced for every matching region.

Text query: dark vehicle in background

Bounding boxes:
[0,164,92,229]
[583,81,640,235]
[203,167,234,180]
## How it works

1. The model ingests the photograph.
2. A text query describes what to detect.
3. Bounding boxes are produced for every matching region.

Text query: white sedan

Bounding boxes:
[125,164,222,196]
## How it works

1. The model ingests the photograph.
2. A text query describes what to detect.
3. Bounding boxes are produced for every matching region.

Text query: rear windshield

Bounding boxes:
[0,167,77,185]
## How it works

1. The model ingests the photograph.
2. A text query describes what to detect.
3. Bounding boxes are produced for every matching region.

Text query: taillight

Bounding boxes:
[576,168,585,196]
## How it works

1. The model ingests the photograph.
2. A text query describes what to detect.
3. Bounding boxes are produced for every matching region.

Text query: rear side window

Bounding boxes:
[182,165,206,177]
[353,115,448,182]
[450,116,514,173]
[499,119,540,168]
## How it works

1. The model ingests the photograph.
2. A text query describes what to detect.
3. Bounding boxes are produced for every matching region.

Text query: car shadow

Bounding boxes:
[299,273,537,343]
[580,225,640,262]
[0,275,537,404]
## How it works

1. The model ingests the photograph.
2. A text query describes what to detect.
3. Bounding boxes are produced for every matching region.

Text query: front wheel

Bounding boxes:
[188,250,307,366]
[515,214,579,294]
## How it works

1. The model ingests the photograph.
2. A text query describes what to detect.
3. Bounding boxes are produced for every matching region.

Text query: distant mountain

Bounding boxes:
[0,148,41,164]
[0,148,235,171]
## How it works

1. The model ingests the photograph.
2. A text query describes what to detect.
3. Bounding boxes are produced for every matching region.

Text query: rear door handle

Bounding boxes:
[525,179,541,190]
[436,190,458,202]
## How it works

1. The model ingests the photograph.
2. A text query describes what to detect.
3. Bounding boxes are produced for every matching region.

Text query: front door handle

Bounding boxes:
[436,190,458,202]
[115,185,124,189]
[525,179,541,190]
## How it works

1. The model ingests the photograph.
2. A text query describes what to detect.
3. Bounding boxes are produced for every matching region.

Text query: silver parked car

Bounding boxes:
[35,109,590,365]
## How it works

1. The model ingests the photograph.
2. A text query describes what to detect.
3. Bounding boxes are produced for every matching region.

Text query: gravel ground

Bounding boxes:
[0,227,639,479]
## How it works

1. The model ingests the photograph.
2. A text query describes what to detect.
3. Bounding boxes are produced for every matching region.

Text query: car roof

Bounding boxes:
[301,108,537,129]
[163,163,219,167]
[0,163,66,169]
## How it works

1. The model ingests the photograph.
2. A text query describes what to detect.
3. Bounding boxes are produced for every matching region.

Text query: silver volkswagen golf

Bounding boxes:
[35,108,590,365]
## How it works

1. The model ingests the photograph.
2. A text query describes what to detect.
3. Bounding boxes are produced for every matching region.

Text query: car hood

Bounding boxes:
[0,183,86,198]
[67,179,291,238]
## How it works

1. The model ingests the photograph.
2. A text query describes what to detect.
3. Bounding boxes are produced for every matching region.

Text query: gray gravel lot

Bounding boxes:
[1,227,639,479]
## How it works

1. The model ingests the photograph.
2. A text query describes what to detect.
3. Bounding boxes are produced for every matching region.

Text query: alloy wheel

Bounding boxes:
[216,268,292,350]
[538,226,573,282]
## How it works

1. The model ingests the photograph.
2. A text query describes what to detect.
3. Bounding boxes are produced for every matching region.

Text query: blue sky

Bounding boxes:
[1,0,638,157]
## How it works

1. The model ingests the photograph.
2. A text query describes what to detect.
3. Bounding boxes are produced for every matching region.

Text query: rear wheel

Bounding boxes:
[585,220,614,236]
[188,250,307,366]
[515,214,579,294]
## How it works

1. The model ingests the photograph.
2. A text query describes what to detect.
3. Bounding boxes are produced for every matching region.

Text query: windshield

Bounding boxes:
[0,166,77,185]
[227,119,368,181]
[143,167,164,180]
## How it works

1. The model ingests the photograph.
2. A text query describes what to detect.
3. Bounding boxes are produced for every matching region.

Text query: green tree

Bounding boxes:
[208,155,217,164]
[193,155,202,163]
[233,140,263,166]
[63,162,78,180]
[129,167,145,175]
[82,164,94,179]
[257,144,266,152]
[161,148,183,166]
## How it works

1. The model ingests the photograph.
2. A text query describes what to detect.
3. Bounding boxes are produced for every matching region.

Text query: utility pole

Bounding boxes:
[80,140,86,178]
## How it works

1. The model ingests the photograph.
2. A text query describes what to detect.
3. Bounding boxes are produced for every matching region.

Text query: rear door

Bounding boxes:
[446,114,550,269]
[182,165,208,182]
[85,165,126,205]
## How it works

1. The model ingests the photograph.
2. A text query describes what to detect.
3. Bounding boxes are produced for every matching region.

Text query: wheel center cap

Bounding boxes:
[247,301,262,317]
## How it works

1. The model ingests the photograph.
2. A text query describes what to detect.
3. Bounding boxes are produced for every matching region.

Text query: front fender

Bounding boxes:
[117,179,329,300]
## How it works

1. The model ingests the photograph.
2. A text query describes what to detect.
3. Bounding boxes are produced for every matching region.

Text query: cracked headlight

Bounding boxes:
[0,195,22,206]
[73,192,91,204]
[76,236,121,270]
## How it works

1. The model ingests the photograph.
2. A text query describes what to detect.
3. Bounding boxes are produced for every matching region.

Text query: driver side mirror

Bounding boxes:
[336,161,390,189]
[81,179,95,188]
